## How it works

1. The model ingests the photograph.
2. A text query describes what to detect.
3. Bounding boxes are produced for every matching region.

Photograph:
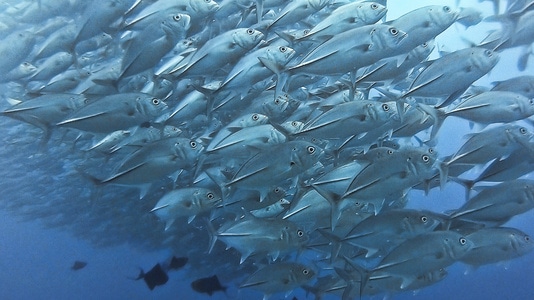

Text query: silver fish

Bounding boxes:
[371,230,473,289]
[57,93,167,133]
[460,227,534,266]
[208,214,308,263]
[240,262,316,297]
[151,187,222,229]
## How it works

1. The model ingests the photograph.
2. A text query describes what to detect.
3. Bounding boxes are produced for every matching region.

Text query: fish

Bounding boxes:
[134,263,169,291]
[120,13,191,78]
[460,227,534,266]
[56,93,168,133]
[208,212,309,263]
[209,140,324,201]
[191,275,227,296]
[295,1,387,42]
[168,256,188,270]
[168,27,264,78]
[71,260,87,271]
[151,187,222,230]
[370,231,473,289]
[449,179,534,226]
[402,47,500,108]
[240,262,316,299]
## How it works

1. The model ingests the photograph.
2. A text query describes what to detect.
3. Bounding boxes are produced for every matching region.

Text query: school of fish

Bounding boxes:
[1,0,534,299]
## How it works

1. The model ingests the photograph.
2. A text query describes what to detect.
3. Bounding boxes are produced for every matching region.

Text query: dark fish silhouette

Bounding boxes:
[71,260,87,271]
[168,256,188,270]
[135,263,169,290]
[191,275,227,296]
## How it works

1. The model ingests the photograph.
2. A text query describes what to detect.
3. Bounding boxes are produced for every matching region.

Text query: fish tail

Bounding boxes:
[204,218,218,254]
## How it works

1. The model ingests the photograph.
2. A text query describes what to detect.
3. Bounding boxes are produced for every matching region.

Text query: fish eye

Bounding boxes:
[307,146,315,154]
[421,216,428,222]
[422,42,428,47]
[422,154,430,162]
[389,28,398,36]
[207,192,214,199]
[443,6,451,12]
[484,49,493,57]
[382,103,390,111]
[303,29,310,35]
[387,149,393,154]
[279,46,287,53]
[302,269,309,275]
[152,98,160,105]
[252,114,259,121]
[291,121,298,127]
[274,187,280,193]
[459,238,467,245]
[173,14,181,21]
[190,141,197,148]
[274,98,281,105]
[525,236,531,242]
[204,0,210,2]
[520,127,528,134]
[428,148,434,154]
[247,28,255,35]
[371,3,378,9]
[297,230,304,237]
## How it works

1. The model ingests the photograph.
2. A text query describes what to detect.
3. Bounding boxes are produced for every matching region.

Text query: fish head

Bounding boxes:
[136,95,168,118]
[443,234,474,260]
[266,45,296,65]
[262,94,290,115]
[162,13,191,34]
[163,125,183,138]
[373,25,408,50]
[173,138,204,163]
[357,2,388,24]
[238,113,269,127]
[411,39,436,61]
[508,229,534,255]
[196,187,223,208]
[233,28,265,50]
[281,120,304,135]
[289,141,325,171]
[428,5,459,28]
[294,264,316,283]
[190,0,220,15]
[470,47,499,72]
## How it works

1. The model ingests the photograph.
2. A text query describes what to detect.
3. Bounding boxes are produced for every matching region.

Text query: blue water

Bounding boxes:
[1,0,534,299]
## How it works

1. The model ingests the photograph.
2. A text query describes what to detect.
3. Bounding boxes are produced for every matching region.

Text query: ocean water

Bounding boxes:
[1,0,534,299]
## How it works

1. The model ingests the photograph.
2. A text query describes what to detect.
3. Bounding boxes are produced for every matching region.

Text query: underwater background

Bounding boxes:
[1,0,534,299]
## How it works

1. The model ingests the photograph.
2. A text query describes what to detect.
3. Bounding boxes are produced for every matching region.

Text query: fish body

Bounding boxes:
[209,214,308,262]
[371,231,473,289]
[240,262,316,297]
[57,93,167,133]
[460,227,534,266]
[151,187,222,229]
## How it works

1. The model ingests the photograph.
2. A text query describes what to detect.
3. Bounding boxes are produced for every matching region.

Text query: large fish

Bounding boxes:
[168,27,264,78]
[151,187,222,229]
[209,140,324,201]
[460,227,534,266]
[403,47,500,108]
[370,231,473,289]
[240,262,316,298]
[449,179,534,226]
[56,93,167,133]
[208,213,308,263]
